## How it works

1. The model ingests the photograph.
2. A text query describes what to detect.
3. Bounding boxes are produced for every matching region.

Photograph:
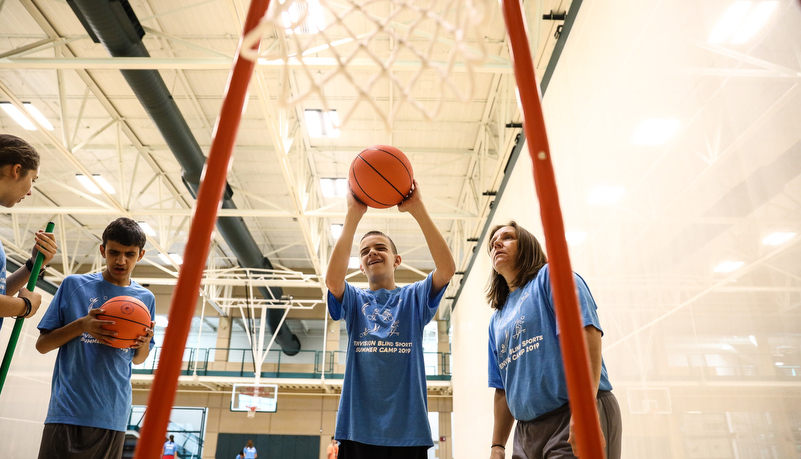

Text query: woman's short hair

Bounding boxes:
[485,221,547,310]
[0,134,40,173]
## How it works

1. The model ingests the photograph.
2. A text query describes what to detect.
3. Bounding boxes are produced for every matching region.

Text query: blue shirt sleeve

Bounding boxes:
[574,272,603,335]
[410,273,448,328]
[327,281,356,321]
[541,266,603,336]
[38,276,71,332]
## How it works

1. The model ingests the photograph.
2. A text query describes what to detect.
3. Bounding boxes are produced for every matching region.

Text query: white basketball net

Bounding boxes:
[246,405,257,418]
[241,0,490,130]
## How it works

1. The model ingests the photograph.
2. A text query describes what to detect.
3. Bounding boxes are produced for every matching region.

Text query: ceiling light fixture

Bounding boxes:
[1,102,36,130]
[762,232,796,246]
[157,252,172,264]
[137,221,157,237]
[92,175,116,194]
[632,119,680,146]
[320,178,348,198]
[304,109,340,138]
[76,174,116,195]
[23,103,54,130]
[348,256,360,269]
[713,261,744,273]
[76,174,101,194]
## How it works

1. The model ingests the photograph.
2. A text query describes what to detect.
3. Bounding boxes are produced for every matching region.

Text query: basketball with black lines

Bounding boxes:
[348,145,414,209]
[97,296,151,349]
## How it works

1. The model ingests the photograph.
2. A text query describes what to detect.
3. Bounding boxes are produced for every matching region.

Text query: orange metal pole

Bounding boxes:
[499,0,605,457]
[132,1,271,457]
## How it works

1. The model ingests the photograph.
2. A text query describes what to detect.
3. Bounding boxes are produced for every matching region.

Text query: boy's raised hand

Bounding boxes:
[398,180,424,215]
[81,308,118,346]
[347,184,368,218]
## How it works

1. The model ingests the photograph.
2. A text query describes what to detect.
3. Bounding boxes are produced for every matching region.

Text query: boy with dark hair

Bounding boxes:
[325,181,455,458]
[36,217,156,459]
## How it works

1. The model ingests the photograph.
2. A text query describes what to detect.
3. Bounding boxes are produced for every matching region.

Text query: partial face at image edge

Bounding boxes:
[0,165,38,208]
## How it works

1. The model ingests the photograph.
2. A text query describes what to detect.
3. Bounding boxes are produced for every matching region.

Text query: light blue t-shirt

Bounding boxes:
[163,440,177,455]
[38,272,156,431]
[0,238,6,330]
[488,264,612,421]
[327,272,447,447]
[244,446,257,458]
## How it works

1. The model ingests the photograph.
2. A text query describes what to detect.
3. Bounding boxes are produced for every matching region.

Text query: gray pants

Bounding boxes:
[513,391,622,459]
[38,423,125,459]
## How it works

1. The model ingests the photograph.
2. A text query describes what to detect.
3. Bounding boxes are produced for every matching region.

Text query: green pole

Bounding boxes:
[0,221,56,394]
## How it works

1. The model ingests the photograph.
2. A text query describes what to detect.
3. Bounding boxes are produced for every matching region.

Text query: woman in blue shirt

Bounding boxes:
[486,221,622,459]
[0,134,57,326]
[243,439,257,458]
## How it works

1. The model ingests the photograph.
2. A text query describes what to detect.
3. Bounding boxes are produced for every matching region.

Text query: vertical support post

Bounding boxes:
[499,0,605,457]
[132,1,272,457]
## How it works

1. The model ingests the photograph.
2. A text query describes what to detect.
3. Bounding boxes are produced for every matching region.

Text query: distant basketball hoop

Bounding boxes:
[232,383,278,414]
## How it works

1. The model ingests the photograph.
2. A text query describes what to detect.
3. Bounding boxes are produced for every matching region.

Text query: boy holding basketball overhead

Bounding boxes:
[325,180,455,459]
[35,217,156,459]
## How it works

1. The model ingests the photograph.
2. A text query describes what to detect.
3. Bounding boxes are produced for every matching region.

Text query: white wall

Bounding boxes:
[453,1,801,458]
[452,148,543,459]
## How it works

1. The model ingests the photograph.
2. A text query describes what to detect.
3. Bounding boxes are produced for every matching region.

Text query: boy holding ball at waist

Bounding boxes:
[325,181,455,458]
[36,217,156,459]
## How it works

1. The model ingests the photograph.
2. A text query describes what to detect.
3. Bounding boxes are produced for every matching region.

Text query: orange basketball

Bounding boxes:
[97,296,151,349]
[348,145,414,209]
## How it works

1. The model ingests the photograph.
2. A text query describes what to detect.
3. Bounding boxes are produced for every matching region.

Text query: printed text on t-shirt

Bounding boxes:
[354,340,414,353]
[499,335,543,370]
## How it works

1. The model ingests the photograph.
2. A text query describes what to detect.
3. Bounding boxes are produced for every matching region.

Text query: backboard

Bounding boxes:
[231,384,278,413]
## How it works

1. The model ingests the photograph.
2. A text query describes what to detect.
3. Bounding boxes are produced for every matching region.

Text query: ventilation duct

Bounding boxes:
[67,0,300,355]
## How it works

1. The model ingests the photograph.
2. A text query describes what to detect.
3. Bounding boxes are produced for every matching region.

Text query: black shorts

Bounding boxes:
[38,423,125,459]
[337,440,430,459]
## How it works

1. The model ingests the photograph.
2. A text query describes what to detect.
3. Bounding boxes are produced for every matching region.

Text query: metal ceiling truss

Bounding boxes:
[3,0,520,317]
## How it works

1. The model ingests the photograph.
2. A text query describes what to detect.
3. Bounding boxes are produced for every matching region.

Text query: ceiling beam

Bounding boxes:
[0,56,515,72]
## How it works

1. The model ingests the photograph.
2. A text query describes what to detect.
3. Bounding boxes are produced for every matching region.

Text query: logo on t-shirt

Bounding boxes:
[360,324,380,337]
[513,315,526,339]
[89,297,99,312]
[360,297,402,338]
